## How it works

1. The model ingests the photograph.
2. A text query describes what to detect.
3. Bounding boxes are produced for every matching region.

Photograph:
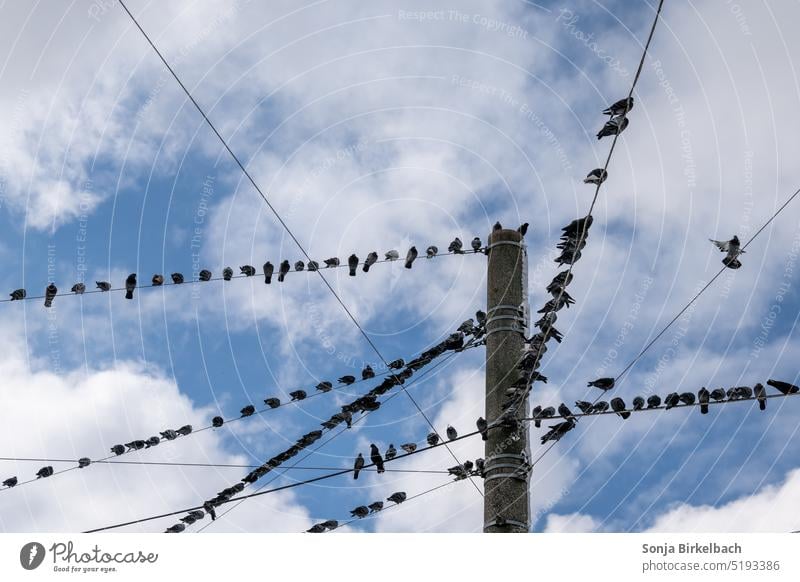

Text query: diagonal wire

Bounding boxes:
[116,0,480,495]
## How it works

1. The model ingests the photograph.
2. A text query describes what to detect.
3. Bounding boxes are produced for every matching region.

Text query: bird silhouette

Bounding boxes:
[353,453,365,479]
[110,445,125,455]
[387,491,407,504]
[264,397,280,408]
[171,273,184,284]
[289,390,307,401]
[384,250,399,261]
[632,396,645,411]
[471,237,482,252]
[647,395,661,408]
[385,444,397,460]
[698,388,710,414]
[575,400,593,414]
[44,283,58,307]
[588,378,615,391]
[165,524,185,533]
[240,405,255,417]
[664,392,680,410]
[388,358,404,370]
[679,392,696,406]
[263,262,274,284]
[124,274,136,299]
[597,115,629,139]
[603,96,634,116]
[755,383,767,411]
[152,274,164,286]
[400,443,417,454]
[278,260,290,282]
[363,252,378,272]
[71,283,86,294]
[368,501,384,513]
[36,466,53,478]
[405,246,418,269]
[611,397,629,419]
[426,245,438,258]
[307,261,320,271]
[96,281,111,292]
[199,270,212,282]
[337,376,355,386]
[558,403,575,421]
[427,432,440,446]
[176,425,192,436]
[348,254,359,276]
[591,401,609,414]
[541,420,575,444]
[448,238,464,254]
[518,223,529,237]
[78,458,91,468]
[240,265,256,277]
[295,261,305,272]
[477,417,488,440]
[370,444,385,473]
[709,388,726,402]
[212,416,224,428]
[767,379,799,395]
[361,365,375,380]
[584,168,608,185]
[222,267,233,281]
[446,425,458,440]
[3,477,18,488]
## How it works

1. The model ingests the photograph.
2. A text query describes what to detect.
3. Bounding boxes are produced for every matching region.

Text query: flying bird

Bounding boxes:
[588,378,615,391]
[199,270,212,282]
[263,262,274,284]
[44,283,58,307]
[152,274,164,286]
[602,96,634,116]
[597,115,629,139]
[370,444,385,473]
[385,444,397,460]
[353,453,365,480]
[710,236,745,269]
[222,267,233,281]
[348,254,359,276]
[767,379,799,395]
[400,443,417,454]
[426,245,438,258]
[278,260,290,282]
[387,491,407,504]
[448,237,464,254]
[363,252,378,272]
[384,250,399,261]
[405,246,418,269]
[96,281,111,292]
[240,265,256,277]
[446,425,458,440]
[476,417,488,440]
[171,273,184,284]
[71,283,86,294]
[583,168,608,185]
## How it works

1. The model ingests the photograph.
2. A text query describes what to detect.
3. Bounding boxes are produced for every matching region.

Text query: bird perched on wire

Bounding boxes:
[176,425,192,436]
[361,365,375,380]
[370,444,385,474]
[307,261,320,271]
[368,501,384,513]
[754,383,767,411]
[44,283,58,307]
[385,444,397,460]
[562,215,593,238]
[446,425,458,440]
[2,476,18,488]
[78,458,91,468]
[388,491,407,504]
[588,378,615,391]
[426,245,438,259]
[448,237,464,254]
[212,416,224,428]
[278,260,290,282]
[240,405,256,417]
[575,400,593,414]
[110,444,125,455]
[165,524,185,534]
[348,254,359,276]
[353,453,365,480]
[558,402,575,421]
[679,392,696,406]
[708,388,726,402]
[426,432,440,446]
[337,375,355,386]
[350,505,369,518]
[383,250,399,262]
[471,237,482,252]
[584,168,608,185]
[264,397,280,408]
[603,96,634,116]
[405,246,418,269]
[664,392,680,410]
[363,252,378,272]
[71,283,86,294]
[547,271,574,295]
[36,466,54,478]
[171,273,184,284]
[262,262,274,284]
[646,395,661,408]
[597,115,629,139]
[632,396,645,411]
[289,390,307,401]
[591,401,609,413]
[767,379,799,395]
[698,388,710,414]
[611,397,630,419]
[400,443,417,454]
[477,417,488,440]
[159,430,178,441]
[541,420,575,444]
[388,358,404,370]
[710,235,745,269]
[145,436,160,448]
[295,261,305,272]
[222,267,233,281]
[96,281,111,292]
[123,274,136,299]
[240,265,256,277]
[152,274,164,286]
[199,270,212,282]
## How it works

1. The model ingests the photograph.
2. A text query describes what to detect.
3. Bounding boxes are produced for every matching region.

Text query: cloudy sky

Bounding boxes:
[1,0,799,533]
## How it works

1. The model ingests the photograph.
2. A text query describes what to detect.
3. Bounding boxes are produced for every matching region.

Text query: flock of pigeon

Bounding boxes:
[6,240,487,306]
[532,378,799,445]
[161,316,487,532]
[306,491,409,532]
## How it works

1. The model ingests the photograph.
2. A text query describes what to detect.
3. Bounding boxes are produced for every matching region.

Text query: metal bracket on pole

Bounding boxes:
[486,315,526,325]
[486,304,523,315]
[483,518,528,531]
[484,326,525,339]
[486,240,526,251]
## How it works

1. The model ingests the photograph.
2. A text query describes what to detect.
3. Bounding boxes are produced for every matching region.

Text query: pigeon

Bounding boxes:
[709,388,727,402]
[426,245,438,258]
[471,237,482,252]
[125,440,146,451]
[547,271,574,295]
[152,274,164,286]
[36,466,54,479]
[120,274,136,299]
[203,501,217,521]
[307,261,320,271]
[277,260,290,282]
[222,267,233,281]
[597,115,629,139]
[350,505,370,519]
[212,416,224,428]
[591,401,609,413]
[96,281,111,292]
[427,432,440,446]
[448,237,464,254]
[165,524,185,534]
[110,444,125,455]
[3,477,18,488]
[541,420,575,444]
[348,254,359,276]
[71,283,86,294]
[535,311,558,330]
[145,436,160,448]
[603,96,634,116]
[263,262,274,284]
[446,425,458,441]
[176,425,193,436]
[698,388,710,414]
[43,283,58,307]
[405,246,418,269]
[160,430,178,441]
[264,397,281,408]
[171,273,184,284]
[388,359,404,370]
[475,310,487,327]
[388,491,407,504]
[363,252,378,272]
[289,390,307,401]
[78,458,91,468]
[558,403,575,421]
[338,376,356,386]
[755,383,767,411]
[368,501,384,513]
[531,405,544,428]
[370,444,385,473]
[320,520,339,531]
[583,168,608,185]
[518,223,529,237]
[361,365,375,380]
[306,523,327,533]
[322,257,340,269]
[588,378,615,391]
[562,216,594,238]
[554,251,582,266]
[664,392,680,410]
[575,400,593,414]
[476,417,488,440]
[611,397,630,419]
[294,261,305,272]
[400,443,417,454]
[240,265,256,277]
[767,379,799,395]
[240,405,256,417]
[493,222,502,231]
[198,270,212,282]
[710,236,745,269]
[632,396,645,411]
[385,444,397,461]
[646,395,661,409]
[679,392,696,406]
[735,386,753,400]
[353,453,365,479]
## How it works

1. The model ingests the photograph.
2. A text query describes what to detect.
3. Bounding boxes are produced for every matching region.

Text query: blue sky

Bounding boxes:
[1,0,800,533]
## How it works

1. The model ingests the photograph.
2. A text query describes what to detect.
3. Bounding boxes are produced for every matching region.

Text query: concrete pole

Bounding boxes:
[483,228,530,533]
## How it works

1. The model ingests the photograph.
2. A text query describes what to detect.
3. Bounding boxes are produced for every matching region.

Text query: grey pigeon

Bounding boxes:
[493,221,502,231]
[294,261,305,272]
[203,501,217,521]
[698,388,710,414]
[124,274,136,299]
[387,491,407,504]
[239,265,256,277]
[71,283,86,294]
[471,237,482,252]
[755,383,767,411]
[350,505,369,518]
[96,281,111,292]
[125,440,146,451]
[222,267,233,281]
[110,444,125,455]
[448,237,464,254]
[597,115,629,139]
[3,477,18,488]
[541,420,575,444]
[370,444,385,473]
[384,250,399,262]
[198,270,212,282]
[212,416,224,428]
[264,397,280,408]
[165,524,185,533]
[151,274,164,286]
[591,401,609,413]
[710,236,745,269]
[446,425,458,441]
[562,215,593,237]
[36,466,54,478]
[361,365,375,380]
[176,425,192,436]
[316,381,333,392]
[588,378,615,391]
[289,390,307,401]
[307,524,327,533]
[475,310,487,327]
[363,252,378,272]
[385,444,397,460]
[240,405,255,417]
[632,396,645,411]
[307,261,320,271]
[278,260,290,282]
[476,417,488,441]
[263,262,274,284]
[404,246,418,269]
[767,379,799,395]
[709,388,726,401]
[575,400,593,414]
[348,254,359,276]
[320,520,338,530]
[78,458,91,468]
[388,358,404,370]
[558,403,575,421]
[664,392,680,410]
[171,273,184,284]
[44,283,58,307]
[426,245,438,258]
[338,376,356,386]
[324,258,340,268]
[646,395,661,409]
[584,168,608,185]
[353,453,365,480]
[145,436,160,448]
[400,443,417,454]
[427,432,440,446]
[679,392,696,406]
[160,430,178,441]
[603,96,634,116]
[611,397,629,419]
[518,223,529,237]
[368,501,384,513]
[532,405,544,428]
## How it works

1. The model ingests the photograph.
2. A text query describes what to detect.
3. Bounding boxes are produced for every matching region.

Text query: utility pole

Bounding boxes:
[483,227,530,533]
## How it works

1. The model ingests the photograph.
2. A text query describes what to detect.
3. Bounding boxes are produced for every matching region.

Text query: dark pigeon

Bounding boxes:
[278,260,290,282]
[198,270,212,282]
[698,388,710,414]
[96,282,111,292]
[404,246,418,269]
[151,274,164,286]
[240,405,256,417]
[767,379,799,395]
[363,252,378,272]
[664,392,680,410]
[44,283,58,307]
[361,365,375,380]
[222,267,233,281]
[350,505,369,518]
[78,458,91,468]
[446,425,458,441]
[348,254,359,276]
[476,417,488,441]
[263,262,274,284]
[338,376,356,386]
[170,273,184,284]
[632,396,645,411]
[71,283,86,294]
[755,383,767,411]
[289,390,307,401]
[3,476,18,488]
[611,397,629,419]
[387,492,407,504]
[597,115,629,139]
[370,444,385,473]
[588,378,615,391]
[353,453,365,480]
[385,444,397,460]
[602,96,634,116]
[36,466,54,479]
[324,258,340,268]
[448,237,464,254]
[426,432,440,446]
[212,416,224,428]
[368,501,384,513]
[264,397,281,408]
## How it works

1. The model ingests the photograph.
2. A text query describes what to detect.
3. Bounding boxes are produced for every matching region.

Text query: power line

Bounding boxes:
[117,0,478,498]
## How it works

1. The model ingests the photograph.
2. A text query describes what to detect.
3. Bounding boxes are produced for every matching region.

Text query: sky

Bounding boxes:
[1,0,799,533]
